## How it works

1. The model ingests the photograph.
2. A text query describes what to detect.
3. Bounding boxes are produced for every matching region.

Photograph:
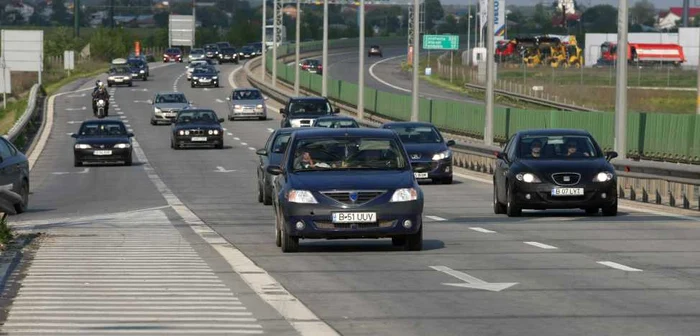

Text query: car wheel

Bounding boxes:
[228,116,234,121]
[391,236,406,247]
[441,176,453,184]
[107,83,112,87]
[74,158,82,167]
[128,82,133,87]
[14,180,29,214]
[191,83,195,88]
[124,155,132,166]
[280,223,299,253]
[150,119,157,125]
[585,208,599,214]
[493,183,506,214]
[259,116,266,121]
[403,226,422,251]
[602,202,618,216]
[274,211,282,247]
[506,184,522,217]
[215,142,224,149]
[263,184,273,205]
[257,181,263,203]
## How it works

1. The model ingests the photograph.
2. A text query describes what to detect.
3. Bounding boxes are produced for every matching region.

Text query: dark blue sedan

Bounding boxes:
[381,122,455,184]
[267,128,424,252]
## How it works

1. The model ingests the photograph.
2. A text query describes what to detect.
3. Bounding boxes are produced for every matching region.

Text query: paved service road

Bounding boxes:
[7,58,700,336]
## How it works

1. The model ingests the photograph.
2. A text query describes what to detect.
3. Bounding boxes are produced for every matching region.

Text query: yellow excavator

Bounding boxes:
[564,36,584,68]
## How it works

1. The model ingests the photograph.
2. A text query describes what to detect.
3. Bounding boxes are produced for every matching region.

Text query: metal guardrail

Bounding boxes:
[4,84,47,152]
[464,82,599,112]
[245,46,700,212]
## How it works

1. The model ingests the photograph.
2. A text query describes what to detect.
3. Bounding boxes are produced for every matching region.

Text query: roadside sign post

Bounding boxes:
[423,34,459,85]
[64,50,75,76]
[0,58,8,110]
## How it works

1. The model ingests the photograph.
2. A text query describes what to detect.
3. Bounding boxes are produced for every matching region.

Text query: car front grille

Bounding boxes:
[551,172,581,186]
[186,129,208,136]
[411,162,438,172]
[320,190,386,205]
[314,221,395,230]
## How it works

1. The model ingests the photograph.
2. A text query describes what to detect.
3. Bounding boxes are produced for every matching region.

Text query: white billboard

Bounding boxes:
[479,0,506,38]
[1,30,43,72]
[169,15,195,47]
[64,50,75,71]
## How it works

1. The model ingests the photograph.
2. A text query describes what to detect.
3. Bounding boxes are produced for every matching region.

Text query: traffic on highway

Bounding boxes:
[3,2,700,334]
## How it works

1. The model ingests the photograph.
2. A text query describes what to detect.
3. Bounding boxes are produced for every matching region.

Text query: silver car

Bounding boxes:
[226,88,268,121]
[149,92,193,125]
[188,48,205,62]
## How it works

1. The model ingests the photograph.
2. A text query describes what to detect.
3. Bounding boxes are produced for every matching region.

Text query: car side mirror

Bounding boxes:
[334,108,340,114]
[605,151,618,161]
[280,108,286,114]
[218,118,225,123]
[264,96,269,100]
[70,133,78,138]
[128,132,134,137]
[226,97,231,101]
[446,140,456,147]
[495,151,507,161]
[267,165,283,175]
[256,148,268,156]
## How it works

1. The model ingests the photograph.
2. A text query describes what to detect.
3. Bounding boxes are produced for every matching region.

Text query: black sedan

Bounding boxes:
[127,58,149,80]
[256,128,295,205]
[267,128,424,252]
[493,129,618,217]
[190,67,220,88]
[280,96,340,128]
[0,136,29,214]
[239,46,255,59]
[171,109,225,149]
[314,116,359,128]
[218,47,239,64]
[381,122,455,184]
[72,119,134,166]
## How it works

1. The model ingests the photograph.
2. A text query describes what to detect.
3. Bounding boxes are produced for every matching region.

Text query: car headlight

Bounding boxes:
[140,70,145,73]
[256,104,264,109]
[154,107,162,114]
[432,149,452,161]
[594,171,614,182]
[213,76,218,80]
[234,105,242,110]
[390,188,418,202]
[184,130,190,135]
[214,129,219,135]
[114,143,131,149]
[516,172,542,183]
[192,77,199,80]
[74,144,91,149]
[179,130,185,135]
[163,54,168,57]
[287,190,318,204]
[108,76,115,80]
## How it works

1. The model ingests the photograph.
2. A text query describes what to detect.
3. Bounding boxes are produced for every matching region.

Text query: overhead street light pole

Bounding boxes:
[322,0,329,97]
[410,0,419,121]
[483,0,495,145]
[261,0,267,82]
[357,0,365,120]
[697,31,700,115]
[272,0,278,88]
[614,0,628,156]
[294,0,301,95]
[74,0,80,37]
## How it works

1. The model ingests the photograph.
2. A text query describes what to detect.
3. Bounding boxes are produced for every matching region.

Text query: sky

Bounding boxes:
[439,0,684,7]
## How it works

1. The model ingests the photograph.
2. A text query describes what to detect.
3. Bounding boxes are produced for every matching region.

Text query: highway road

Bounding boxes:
[6,58,700,335]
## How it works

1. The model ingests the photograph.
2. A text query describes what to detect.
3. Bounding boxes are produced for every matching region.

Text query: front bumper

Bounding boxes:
[511,181,617,209]
[173,135,223,148]
[230,107,266,118]
[107,77,132,85]
[152,111,178,123]
[220,55,238,62]
[281,201,423,239]
[74,148,132,163]
[131,72,147,80]
[164,56,182,62]
[192,78,219,87]
[410,159,452,180]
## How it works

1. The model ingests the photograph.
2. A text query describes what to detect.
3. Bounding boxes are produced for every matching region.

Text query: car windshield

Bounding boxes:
[222,48,236,53]
[189,62,206,68]
[387,125,443,144]
[176,110,218,123]
[518,135,601,159]
[191,49,204,54]
[242,46,253,52]
[271,133,292,153]
[156,94,187,104]
[233,90,262,100]
[315,119,358,128]
[194,68,214,74]
[205,47,217,51]
[306,60,320,66]
[111,67,129,74]
[288,100,332,116]
[127,60,143,67]
[166,48,181,54]
[217,43,230,47]
[291,137,408,172]
[78,122,128,136]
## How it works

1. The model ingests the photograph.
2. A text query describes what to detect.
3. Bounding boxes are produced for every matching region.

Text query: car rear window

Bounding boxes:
[79,123,127,136]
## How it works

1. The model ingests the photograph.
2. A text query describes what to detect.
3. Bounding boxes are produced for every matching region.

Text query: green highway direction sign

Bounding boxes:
[422,35,459,50]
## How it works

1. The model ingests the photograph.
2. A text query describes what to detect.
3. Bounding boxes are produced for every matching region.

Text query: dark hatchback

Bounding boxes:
[170,109,225,149]
[127,58,149,80]
[239,46,255,59]
[256,128,295,205]
[267,128,424,253]
[218,47,239,63]
[190,67,220,88]
[163,48,183,62]
[493,129,619,217]
[314,116,359,128]
[204,44,220,59]
[0,136,30,214]
[381,122,455,184]
[72,120,134,166]
[280,97,340,128]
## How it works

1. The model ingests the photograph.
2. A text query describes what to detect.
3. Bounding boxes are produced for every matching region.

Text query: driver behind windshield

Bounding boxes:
[289,101,329,115]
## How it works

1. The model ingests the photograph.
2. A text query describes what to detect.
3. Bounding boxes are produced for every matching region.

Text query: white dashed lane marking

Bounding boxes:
[597,261,643,272]
[267,128,274,133]
[524,242,558,250]
[240,142,247,146]
[227,133,233,136]
[426,215,446,221]
[248,147,256,151]
[469,227,496,233]
[234,137,240,141]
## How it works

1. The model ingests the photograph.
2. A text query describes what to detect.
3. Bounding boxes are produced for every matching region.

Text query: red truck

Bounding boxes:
[598,42,686,66]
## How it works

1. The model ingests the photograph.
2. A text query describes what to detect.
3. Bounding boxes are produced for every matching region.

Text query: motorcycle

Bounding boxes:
[96,99,106,118]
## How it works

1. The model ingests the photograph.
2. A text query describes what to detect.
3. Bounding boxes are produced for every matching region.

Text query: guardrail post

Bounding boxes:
[683,187,690,209]
[669,190,676,207]
[619,185,625,199]
[630,185,636,201]
[642,185,649,203]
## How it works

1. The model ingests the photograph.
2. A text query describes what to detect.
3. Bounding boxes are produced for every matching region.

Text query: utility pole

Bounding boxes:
[74,0,80,37]
[109,0,115,28]
[697,30,700,115]
[294,0,301,96]
[614,0,628,156]
[484,0,495,145]
[272,0,278,88]
[261,0,267,82]
[322,0,329,96]
[192,0,196,46]
[410,0,419,121]
[358,0,365,119]
[683,0,690,27]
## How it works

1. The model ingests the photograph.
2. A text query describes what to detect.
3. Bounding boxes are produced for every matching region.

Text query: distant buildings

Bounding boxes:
[657,7,700,30]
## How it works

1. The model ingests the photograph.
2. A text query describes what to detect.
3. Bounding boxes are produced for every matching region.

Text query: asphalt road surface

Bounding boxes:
[7,58,700,336]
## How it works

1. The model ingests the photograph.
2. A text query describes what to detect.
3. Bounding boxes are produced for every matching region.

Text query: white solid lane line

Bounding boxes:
[426,215,446,221]
[368,55,410,93]
[597,261,643,272]
[469,227,496,233]
[524,242,558,250]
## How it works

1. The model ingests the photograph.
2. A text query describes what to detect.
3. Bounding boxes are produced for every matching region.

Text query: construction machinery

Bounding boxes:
[495,35,583,68]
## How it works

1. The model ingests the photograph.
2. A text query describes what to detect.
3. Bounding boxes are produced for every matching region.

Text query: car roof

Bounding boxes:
[291,128,396,139]
[234,88,260,92]
[275,127,297,135]
[382,121,436,128]
[288,96,329,102]
[81,119,126,125]
[315,116,355,121]
[178,108,215,113]
[516,128,592,137]
[155,91,185,96]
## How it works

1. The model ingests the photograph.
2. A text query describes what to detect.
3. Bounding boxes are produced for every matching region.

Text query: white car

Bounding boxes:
[186,60,209,81]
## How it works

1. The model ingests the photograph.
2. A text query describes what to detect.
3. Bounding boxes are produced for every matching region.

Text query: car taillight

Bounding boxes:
[302,65,309,69]
[318,65,323,69]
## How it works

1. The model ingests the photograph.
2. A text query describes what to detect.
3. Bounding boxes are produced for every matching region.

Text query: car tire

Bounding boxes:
[215,142,224,149]
[257,181,263,203]
[14,179,29,214]
[124,155,132,166]
[128,82,133,87]
[391,236,406,247]
[506,184,522,217]
[74,158,82,167]
[280,224,299,253]
[259,116,266,121]
[191,83,195,88]
[585,208,599,214]
[403,226,422,251]
[441,176,453,184]
[493,183,506,214]
[107,83,112,87]
[274,212,282,247]
[602,202,618,216]
[263,184,273,206]
[228,116,234,121]
[150,119,157,125]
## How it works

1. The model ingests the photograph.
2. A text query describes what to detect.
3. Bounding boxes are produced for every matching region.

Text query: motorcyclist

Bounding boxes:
[92,80,103,94]
[92,83,110,117]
